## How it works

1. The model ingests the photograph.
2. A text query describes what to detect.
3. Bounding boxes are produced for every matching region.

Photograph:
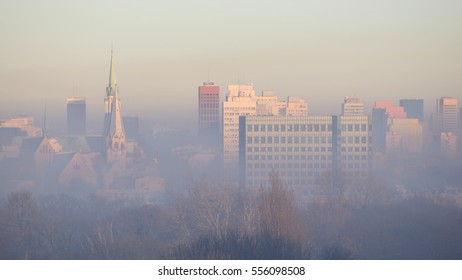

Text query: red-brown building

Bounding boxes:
[198,82,220,143]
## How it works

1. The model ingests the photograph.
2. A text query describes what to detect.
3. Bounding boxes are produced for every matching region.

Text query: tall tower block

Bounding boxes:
[67,97,86,135]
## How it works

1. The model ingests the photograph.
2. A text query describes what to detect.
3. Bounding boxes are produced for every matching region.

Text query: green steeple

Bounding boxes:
[108,47,117,92]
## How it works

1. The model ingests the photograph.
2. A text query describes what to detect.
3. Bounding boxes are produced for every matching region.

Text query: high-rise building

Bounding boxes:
[342,97,364,116]
[399,99,424,122]
[67,97,86,135]
[372,108,387,154]
[198,82,220,138]
[223,84,257,175]
[223,84,290,177]
[239,115,371,191]
[440,132,457,160]
[104,49,126,163]
[286,97,308,116]
[459,108,462,130]
[437,97,458,133]
[374,101,407,118]
[386,118,423,155]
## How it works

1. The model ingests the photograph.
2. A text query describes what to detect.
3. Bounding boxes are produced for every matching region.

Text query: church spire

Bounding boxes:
[108,47,117,92]
[104,48,126,163]
[42,105,48,137]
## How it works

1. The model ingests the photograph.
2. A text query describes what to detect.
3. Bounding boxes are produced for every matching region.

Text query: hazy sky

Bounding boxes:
[1,0,461,130]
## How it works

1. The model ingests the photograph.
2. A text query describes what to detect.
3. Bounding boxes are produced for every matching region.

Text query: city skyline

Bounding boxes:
[1,1,461,127]
[1,1,462,262]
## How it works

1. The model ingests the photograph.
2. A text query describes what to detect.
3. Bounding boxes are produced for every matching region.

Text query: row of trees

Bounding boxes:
[1,171,461,259]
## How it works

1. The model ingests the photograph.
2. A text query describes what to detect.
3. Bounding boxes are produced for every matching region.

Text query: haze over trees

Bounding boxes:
[1,169,462,260]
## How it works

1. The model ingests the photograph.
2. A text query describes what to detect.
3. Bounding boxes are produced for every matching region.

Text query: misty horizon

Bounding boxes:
[1,1,462,261]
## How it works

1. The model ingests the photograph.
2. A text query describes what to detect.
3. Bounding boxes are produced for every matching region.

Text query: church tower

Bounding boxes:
[104,48,117,133]
[104,49,126,162]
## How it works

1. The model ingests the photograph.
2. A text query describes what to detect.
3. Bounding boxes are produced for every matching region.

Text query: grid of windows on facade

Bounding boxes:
[198,84,219,131]
[240,116,371,192]
[223,103,257,169]
[337,116,372,174]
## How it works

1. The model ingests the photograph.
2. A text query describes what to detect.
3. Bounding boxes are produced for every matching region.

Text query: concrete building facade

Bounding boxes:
[342,97,364,116]
[198,82,220,138]
[239,115,371,192]
[437,97,458,133]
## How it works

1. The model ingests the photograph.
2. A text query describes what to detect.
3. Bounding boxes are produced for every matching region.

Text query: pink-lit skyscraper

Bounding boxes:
[198,82,220,143]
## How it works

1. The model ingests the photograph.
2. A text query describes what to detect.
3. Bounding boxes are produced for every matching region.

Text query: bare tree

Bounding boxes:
[0,190,42,259]
[259,171,303,242]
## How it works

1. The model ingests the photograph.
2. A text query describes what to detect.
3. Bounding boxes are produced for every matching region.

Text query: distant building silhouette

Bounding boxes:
[198,82,220,146]
[437,97,458,133]
[399,99,424,122]
[67,97,86,135]
[285,97,308,116]
[342,97,364,116]
[375,101,407,118]
[372,107,387,154]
